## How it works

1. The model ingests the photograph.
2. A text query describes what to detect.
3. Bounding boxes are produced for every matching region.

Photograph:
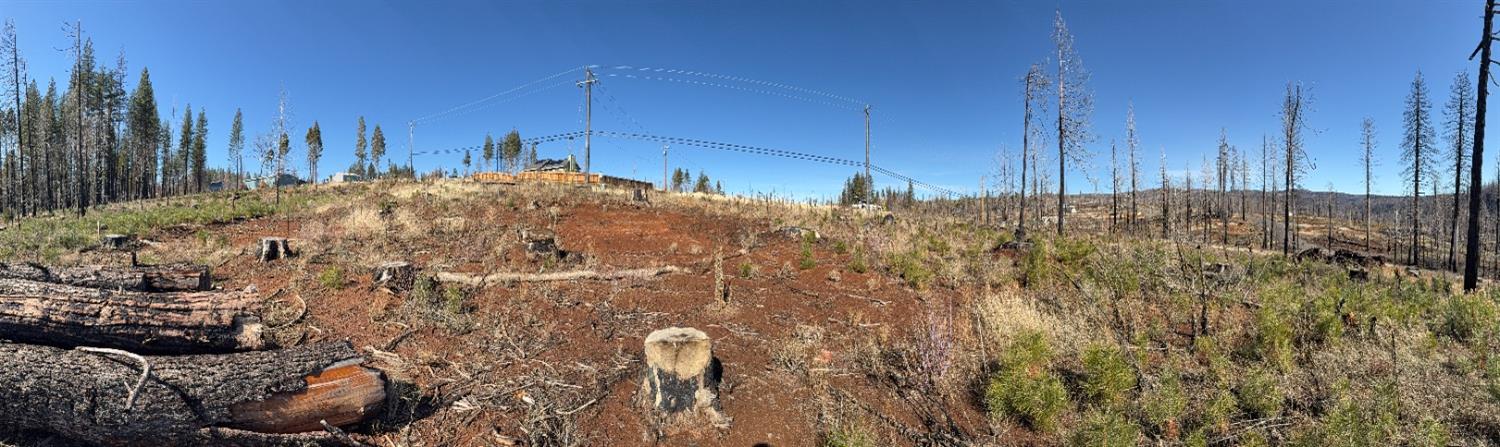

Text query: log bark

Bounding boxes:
[0,341,384,446]
[0,278,262,354]
[0,262,210,292]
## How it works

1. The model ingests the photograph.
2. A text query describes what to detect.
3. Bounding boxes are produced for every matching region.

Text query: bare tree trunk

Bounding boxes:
[1465,0,1495,291]
[0,278,261,353]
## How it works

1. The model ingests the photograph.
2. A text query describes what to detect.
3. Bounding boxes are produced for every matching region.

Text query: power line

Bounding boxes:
[598,64,865,106]
[602,72,862,112]
[412,65,589,125]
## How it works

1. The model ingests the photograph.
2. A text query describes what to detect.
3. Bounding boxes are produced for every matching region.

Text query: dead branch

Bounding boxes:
[433,266,684,286]
[75,346,151,411]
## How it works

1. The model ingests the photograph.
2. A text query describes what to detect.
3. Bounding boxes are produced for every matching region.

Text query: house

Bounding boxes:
[242,173,305,190]
[524,155,579,173]
[329,172,364,184]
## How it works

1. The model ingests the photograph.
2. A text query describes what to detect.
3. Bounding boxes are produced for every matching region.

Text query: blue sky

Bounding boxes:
[0,0,1486,199]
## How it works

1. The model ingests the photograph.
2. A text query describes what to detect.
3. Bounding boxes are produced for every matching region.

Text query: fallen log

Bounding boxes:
[0,262,210,292]
[433,265,684,286]
[0,279,263,354]
[0,341,385,446]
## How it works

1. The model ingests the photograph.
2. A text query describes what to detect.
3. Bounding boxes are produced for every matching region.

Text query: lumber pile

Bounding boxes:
[0,262,386,446]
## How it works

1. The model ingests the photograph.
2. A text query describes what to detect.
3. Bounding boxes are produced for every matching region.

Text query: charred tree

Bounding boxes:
[0,279,261,353]
[0,341,383,446]
[1465,0,1497,292]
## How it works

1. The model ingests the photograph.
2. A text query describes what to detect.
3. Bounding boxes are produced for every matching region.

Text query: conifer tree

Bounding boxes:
[1403,72,1437,266]
[192,109,206,192]
[501,129,522,172]
[482,133,495,172]
[354,116,367,177]
[305,121,322,186]
[370,125,385,177]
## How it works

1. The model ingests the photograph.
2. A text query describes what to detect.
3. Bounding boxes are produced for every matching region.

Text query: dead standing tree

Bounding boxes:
[1281,83,1310,256]
[1466,0,1497,291]
[1018,63,1048,238]
[1126,102,1140,230]
[1052,10,1093,236]
[1361,118,1377,251]
[1403,71,1437,266]
[1445,71,1475,272]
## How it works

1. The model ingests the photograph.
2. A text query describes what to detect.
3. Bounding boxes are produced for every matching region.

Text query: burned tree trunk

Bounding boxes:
[0,341,384,446]
[638,327,726,433]
[372,261,415,292]
[0,279,262,354]
[259,237,293,262]
[0,262,210,292]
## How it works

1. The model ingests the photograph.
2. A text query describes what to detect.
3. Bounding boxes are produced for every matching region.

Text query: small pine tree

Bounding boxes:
[462,150,472,176]
[694,171,711,193]
[193,109,207,192]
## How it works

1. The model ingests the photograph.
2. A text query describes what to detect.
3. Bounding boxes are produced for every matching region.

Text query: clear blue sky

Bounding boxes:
[0,0,1486,199]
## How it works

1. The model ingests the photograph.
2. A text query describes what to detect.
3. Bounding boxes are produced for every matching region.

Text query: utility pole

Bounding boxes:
[864,105,872,201]
[577,68,597,184]
[981,175,989,226]
[407,121,414,180]
[662,145,669,191]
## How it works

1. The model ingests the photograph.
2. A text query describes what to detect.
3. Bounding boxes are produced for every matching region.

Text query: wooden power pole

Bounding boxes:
[864,105,872,201]
[662,145,669,191]
[1465,0,1497,291]
[577,68,597,184]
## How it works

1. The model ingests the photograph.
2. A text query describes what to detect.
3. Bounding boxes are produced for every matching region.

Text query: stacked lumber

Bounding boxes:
[0,263,386,446]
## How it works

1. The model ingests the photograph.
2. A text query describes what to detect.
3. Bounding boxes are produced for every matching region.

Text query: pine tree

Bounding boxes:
[482,133,495,172]
[370,124,385,177]
[1126,102,1139,229]
[177,104,192,196]
[1361,118,1377,251]
[228,108,243,188]
[305,121,322,186]
[192,109,206,192]
[462,150,472,176]
[1281,82,1309,256]
[501,129,522,172]
[1403,71,1437,266]
[354,116,367,177]
[125,68,156,200]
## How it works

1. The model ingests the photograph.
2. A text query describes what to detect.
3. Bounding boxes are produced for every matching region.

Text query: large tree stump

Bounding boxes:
[0,279,263,354]
[0,341,385,446]
[638,327,726,430]
[372,261,415,291]
[101,233,136,251]
[259,237,293,262]
[0,262,211,292]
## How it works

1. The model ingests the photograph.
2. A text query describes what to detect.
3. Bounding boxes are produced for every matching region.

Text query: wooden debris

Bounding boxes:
[433,266,684,286]
[0,279,263,354]
[0,262,211,292]
[0,341,383,446]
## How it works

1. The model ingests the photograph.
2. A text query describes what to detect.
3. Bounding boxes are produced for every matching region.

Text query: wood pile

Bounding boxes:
[0,262,385,446]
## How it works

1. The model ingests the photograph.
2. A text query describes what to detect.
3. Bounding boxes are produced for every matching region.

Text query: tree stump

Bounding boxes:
[520,229,560,260]
[101,233,135,251]
[638,327,726,431]
[258,238,292,262]
[372,261,415,291]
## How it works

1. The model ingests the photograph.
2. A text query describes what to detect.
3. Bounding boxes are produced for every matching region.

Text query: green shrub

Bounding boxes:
[890,250,933,290]
[738,261,756,278]
[1441,292,1497,342]
[799,238,816,270]
[1414,418,1450,447]
[1254,305,1294,370]
[1142,370,1187,437]
[1200,389,1237,435]
[849,248,868,274]
[832,240,848,254]
[1488,358,1500,402]
[1295,382,1397,447]
[1237,368,1283,418]
[822,422,874,447]
[442,285,467,315]
[1072,409,1139,447]
[318,266,346,290]
[1081,345,1136,408]
[985,331,1068,432]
